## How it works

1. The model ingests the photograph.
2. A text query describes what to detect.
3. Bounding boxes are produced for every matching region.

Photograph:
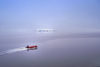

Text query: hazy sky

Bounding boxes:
[0,0,100,35]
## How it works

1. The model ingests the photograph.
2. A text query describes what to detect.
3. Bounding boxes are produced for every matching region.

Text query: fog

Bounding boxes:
[0,32,100,67]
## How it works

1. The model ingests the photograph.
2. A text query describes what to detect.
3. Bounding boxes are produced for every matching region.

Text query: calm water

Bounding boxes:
[0,35,100,67]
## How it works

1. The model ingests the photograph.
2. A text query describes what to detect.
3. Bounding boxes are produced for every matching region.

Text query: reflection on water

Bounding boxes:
[0,37,100,67]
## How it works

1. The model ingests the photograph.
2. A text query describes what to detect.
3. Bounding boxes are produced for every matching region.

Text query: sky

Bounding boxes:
[0,0,100,34]
[0,0,100,67]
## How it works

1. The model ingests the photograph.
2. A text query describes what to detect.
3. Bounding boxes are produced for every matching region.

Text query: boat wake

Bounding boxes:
[0,47,27,56]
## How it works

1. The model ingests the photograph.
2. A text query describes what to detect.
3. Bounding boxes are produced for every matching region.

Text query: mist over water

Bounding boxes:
[0,33,100,67]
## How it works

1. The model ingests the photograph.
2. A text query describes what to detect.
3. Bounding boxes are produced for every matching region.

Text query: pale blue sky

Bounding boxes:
[0,0,100,34]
